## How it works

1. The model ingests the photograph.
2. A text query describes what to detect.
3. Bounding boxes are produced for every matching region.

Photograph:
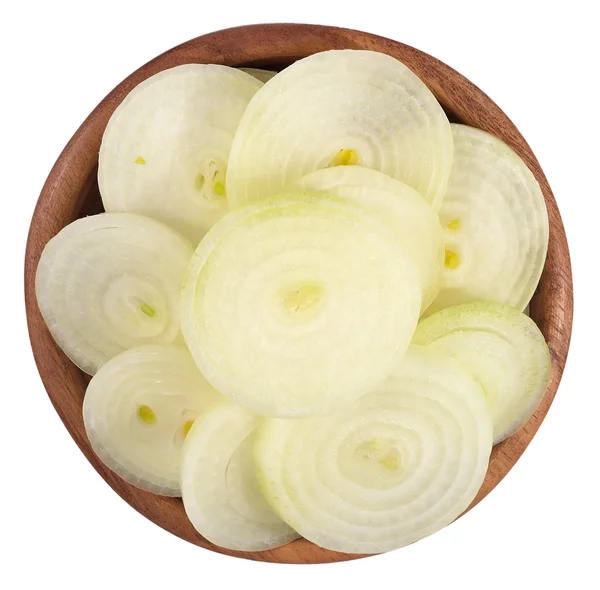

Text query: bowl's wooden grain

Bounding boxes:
[24,23,573,564]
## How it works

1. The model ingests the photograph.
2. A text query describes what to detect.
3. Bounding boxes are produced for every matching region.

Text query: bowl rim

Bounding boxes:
[24,23,573,564]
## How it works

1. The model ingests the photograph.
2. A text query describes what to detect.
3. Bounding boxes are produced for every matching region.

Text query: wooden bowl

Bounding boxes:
[24,23,573,564]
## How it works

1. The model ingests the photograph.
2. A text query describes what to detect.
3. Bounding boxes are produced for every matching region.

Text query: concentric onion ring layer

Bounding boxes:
[99,64,262,243]
[83,344,222,496]
[429,124,549,315]
[35,213,193,375]
[226,50,453,210]
[255,346,493,553]
[181,402,299,550]
[413,301,551,443]
[181,192,421,417]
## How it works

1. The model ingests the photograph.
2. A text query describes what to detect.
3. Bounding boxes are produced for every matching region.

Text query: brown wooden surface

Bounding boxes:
[23,23,573,564]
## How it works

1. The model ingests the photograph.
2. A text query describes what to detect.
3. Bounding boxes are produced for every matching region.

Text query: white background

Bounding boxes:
[2,1,598,588]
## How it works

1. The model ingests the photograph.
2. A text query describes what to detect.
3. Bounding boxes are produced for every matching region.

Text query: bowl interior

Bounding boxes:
[24,24,573,564]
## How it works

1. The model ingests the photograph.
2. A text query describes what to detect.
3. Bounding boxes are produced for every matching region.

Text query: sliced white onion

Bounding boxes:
[295,166,443,313]
[35,213,193,375]
[181,192,421,417]
[427,124,549,315]
[255,346,492,554]
[99,64,262,243]
[413,301,550,443]
[227,50,453,210]
[239,67,277,83]
[181,401,299,550]
[83,344,222,496]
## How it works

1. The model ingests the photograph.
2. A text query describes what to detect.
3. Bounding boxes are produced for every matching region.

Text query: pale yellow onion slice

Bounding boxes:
[35,213,193,375]
[255,346,493,554]
[239,67,277,83]
[413,301,550,443]
[83,344,222,496]
[99,64,262,243]
[428,124,549,315]
[295,166,443,313]
[181,402,299,550]
[181,192,421,417]
[227,50,453,210]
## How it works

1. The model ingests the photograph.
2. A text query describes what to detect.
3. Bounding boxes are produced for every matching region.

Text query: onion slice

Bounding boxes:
[83,344,221,496]
[35,212,193,375]
[413,301,551,443]
[99,64,262,243]
[181,402,299,550]
[255,346,493,554]
[181,192,421,417]
[227,50,453,210]
[428,124,549,315]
